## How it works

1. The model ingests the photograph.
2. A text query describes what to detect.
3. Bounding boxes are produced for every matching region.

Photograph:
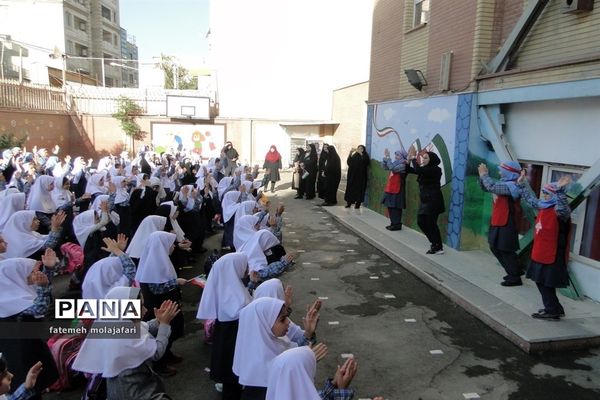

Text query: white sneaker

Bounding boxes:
[215,383,223,392]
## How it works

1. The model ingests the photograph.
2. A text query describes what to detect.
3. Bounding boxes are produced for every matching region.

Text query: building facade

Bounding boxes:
[366,0,600,300]
[0,0,136,87]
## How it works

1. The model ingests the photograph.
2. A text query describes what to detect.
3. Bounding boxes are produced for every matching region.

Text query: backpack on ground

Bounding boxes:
[46,333,86,392]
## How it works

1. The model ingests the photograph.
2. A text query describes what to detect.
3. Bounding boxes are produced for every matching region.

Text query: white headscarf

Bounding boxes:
[222,191,241,223]
[3,210,47,258]
[233,297,289,387]
[218,176,234,200]
[92,195,120,226]
[196,253,252,322]
[241,180,253,193]
[148,177,166,205]
[0,192,26,233]
[72,210,97,248]
[73,286,157,378]
[112,176,130,205]
[51,176,72,208]
[134,231,177,284]
[71,157,85,184]
[160,201,186,242]
[126,215,166,258]
[27,175,57,213]
[235,200,257,226]
[82,256,130,300]
[239,230,280,272]
[85,173,106,195]
[0,258,38,318]
[233,215,258,251]
[266,347,321,400]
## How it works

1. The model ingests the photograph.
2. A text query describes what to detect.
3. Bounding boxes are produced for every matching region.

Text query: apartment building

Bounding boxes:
[0,0,137,87]
[366,0,600,301]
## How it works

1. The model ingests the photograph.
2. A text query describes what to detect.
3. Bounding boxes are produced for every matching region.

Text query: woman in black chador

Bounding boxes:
[317,143,329,200]
[321,145,341,206]
[344,145,370,209]
[298,144,318,200]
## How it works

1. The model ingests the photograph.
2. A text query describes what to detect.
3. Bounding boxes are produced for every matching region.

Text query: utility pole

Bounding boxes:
[101,57,105,87]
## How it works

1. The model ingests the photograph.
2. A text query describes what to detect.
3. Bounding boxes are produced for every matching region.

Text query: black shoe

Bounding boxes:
[531,311,560,320]
[294,195,303,199]
[321,202,335,207]
[355,204,361,209]
[345,203,351,208]
[538,308,565,317]
[385,225,393,230]
[501,280,523,287]
[154,364,178,377]
[387,225,402,231]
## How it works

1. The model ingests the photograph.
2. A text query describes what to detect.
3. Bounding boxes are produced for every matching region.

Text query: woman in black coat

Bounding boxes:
[297,144,318,200]
[321,145,341,206]
[344,145,370,209]
[407,150,445,254]
[293,148,306,199]
[317,143,329,200]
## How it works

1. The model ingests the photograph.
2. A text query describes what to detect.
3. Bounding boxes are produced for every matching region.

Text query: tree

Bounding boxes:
[0,132,26,149]
[160,54,198,90]
[112,96,146,151]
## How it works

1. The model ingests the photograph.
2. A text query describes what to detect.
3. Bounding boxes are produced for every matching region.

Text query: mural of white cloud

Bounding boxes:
[404,100,424,108]
[383,107,396,120]
[410,128,417,135]
[428,108,451,123]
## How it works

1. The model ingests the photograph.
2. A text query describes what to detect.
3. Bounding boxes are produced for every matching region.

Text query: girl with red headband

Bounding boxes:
[518,174,572,320]
[478,161,524,286]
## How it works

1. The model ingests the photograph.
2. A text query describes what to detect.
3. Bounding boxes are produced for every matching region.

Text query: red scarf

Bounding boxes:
[265,146,281,163]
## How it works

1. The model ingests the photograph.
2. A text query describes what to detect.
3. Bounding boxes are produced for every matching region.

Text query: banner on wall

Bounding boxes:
[151,123,225,159]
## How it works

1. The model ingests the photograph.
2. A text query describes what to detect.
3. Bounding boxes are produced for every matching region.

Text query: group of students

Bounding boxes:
[0,142,381,400]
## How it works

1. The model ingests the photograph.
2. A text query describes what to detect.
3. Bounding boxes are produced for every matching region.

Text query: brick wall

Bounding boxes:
[0,110,71,154]
[368,0,405,103]
[426,0,478,93]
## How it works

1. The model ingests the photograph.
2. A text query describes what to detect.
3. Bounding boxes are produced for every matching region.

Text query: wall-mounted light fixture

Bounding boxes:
[404,69,427,91]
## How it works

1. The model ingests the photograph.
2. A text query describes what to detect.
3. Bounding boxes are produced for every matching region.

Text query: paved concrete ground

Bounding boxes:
[47,176,600,399]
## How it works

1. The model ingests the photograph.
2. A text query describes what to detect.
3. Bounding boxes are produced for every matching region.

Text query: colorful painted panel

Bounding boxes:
[151,123,225,159]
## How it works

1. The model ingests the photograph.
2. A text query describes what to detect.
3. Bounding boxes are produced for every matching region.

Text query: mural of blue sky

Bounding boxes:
[369,95,458,186]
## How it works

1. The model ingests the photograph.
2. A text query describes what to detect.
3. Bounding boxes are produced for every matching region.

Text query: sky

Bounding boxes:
[119,0,210,67]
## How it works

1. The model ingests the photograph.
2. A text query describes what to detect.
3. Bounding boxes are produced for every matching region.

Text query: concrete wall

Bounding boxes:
[331,81,369,170]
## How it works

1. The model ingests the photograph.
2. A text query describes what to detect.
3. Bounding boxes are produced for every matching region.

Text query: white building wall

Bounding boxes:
[209,0,373,121]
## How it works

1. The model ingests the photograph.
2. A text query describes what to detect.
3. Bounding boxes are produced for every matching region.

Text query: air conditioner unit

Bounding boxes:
[79,22,86,31]
[562,0,594,13]
[80,48,88,56]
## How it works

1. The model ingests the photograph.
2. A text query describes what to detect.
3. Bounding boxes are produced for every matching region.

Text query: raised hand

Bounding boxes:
[51,211,66,231]
[558,174,572,188]
[311,342,328,362]
[41,248,58,268]
[116,234,129,251]
[101,237,123,255]
[478,163,488,177]
[154,300,180,325]
[24,361,43,390]
[384,148,390,158]
[100,200,109,214]
[29,262,49,287]
[284,252,298,264]
[280,286,292,308]
[333,358,358,389]
[517,169,527,184]
[303,301,320,338]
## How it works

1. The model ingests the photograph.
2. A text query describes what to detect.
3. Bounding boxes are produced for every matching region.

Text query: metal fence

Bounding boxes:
[0,79,67,111]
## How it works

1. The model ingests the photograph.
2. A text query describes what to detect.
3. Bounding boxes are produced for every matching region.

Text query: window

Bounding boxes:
[101,5,111,20]
[102,30,112,43]
[65,40,74,54]
[74,16,87,32]
[580,187,600,262]
[65,11,72,28]
[113,33,118,46]
[413,0,430,27]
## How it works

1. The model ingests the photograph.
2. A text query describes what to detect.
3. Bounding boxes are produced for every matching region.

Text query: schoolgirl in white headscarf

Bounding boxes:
[233,214,259,251]
[72,209,108,249]
[92,194,120,226]
[134,231,177,284]
[85,173,107,197]
[197,253,252,395]
[51,176,74,209]
[73,286,177,400]
[217,176,234,200]
[26,175,56,214]
[266,347,321,400]
[235,200,258,227]
[233,297,292,395]
[239,230,280,273]
[2,211,49,258]
[82,254,135,300]
[0,192,26,233]
[158,201,186,242]
[126,216,166,259]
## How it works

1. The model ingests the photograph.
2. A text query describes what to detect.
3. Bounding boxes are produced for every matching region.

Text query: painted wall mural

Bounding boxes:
[366,95,465,248]
[151,123,225,159]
